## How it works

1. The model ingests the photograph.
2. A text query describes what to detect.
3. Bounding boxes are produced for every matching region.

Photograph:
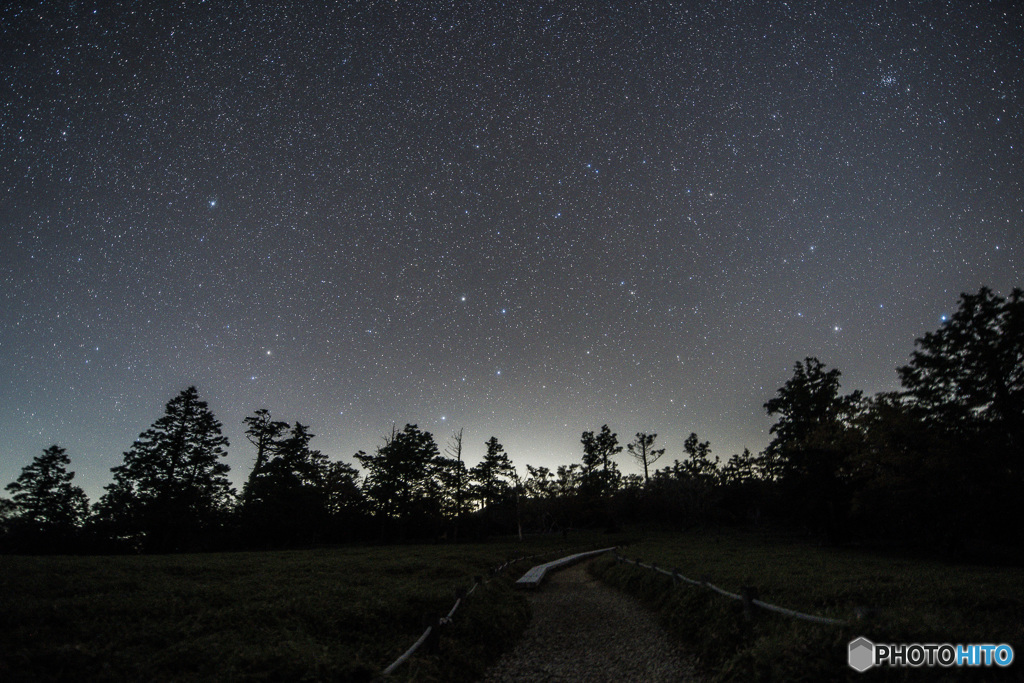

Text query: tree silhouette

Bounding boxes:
[649,433,721,527]
[626,432,665,483]
[679,433,719,483]
[764,358,863,540]
[94,387,233,551]
[4,445,89,549]
[466,436,521,536]
[241,421,343,546]
[429,451,468,522]
[268,422,329,486]
[0,497,15,539]
[321,460,363,518]
[896,287,1024,550]
[720,448,760,486]
[470,437,517,510]
[580,425,622,497]
[847,393,949,541]
[443,429,470,536]
[555,464,582,495]
[241,408,288,503]
[898,286,1023,450]
[763,357,863,481]
[355,424,440,529]
[523,465,557,499]
[719,448,767,524]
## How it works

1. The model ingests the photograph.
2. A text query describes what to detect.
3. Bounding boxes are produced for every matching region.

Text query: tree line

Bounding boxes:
[2,286,1020,558]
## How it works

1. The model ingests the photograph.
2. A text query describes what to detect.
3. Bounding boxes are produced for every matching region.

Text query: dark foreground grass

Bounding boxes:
[0,534,614,682]
[590,530,1023,682]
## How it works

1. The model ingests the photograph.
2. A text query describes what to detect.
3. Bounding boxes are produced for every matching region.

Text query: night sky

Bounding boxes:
[2,1,1021,500]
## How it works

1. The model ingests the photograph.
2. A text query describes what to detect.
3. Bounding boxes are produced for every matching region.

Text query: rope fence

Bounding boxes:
[381,543,610,677]
[615,554,849,627]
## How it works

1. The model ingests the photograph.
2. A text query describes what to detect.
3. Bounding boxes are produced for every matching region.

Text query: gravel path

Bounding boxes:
[482,560,699,682]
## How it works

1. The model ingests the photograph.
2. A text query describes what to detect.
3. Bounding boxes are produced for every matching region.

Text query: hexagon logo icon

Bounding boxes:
[848,637,875,672]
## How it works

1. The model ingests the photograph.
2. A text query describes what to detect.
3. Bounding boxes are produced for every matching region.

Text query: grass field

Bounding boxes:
[5,530,1019,681]
[0,534,615,682]
[589,530,1024,681]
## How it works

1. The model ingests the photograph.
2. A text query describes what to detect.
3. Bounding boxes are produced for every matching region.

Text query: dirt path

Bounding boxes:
[481,560,699,682]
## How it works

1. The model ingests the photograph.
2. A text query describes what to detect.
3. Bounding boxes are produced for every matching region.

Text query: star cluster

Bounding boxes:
[1,1,1020,498]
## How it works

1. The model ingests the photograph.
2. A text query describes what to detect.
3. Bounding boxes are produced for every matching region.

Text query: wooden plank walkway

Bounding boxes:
[514,547,617,589]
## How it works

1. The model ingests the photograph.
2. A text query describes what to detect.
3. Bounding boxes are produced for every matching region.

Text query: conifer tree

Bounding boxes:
[94,387,233,551]
[5,445,89,530]
[355,424,440,521]
[469,436,517,509]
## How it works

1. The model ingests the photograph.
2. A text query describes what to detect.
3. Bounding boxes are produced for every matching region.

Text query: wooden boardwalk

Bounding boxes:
[514,547,617,589]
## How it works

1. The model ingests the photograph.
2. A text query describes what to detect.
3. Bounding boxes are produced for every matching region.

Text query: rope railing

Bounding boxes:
[616,555,848,627]
[381,543,610,677]
[382,623,442,677]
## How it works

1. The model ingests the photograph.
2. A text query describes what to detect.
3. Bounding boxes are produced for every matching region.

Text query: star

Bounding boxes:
[0,0,1017,501]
